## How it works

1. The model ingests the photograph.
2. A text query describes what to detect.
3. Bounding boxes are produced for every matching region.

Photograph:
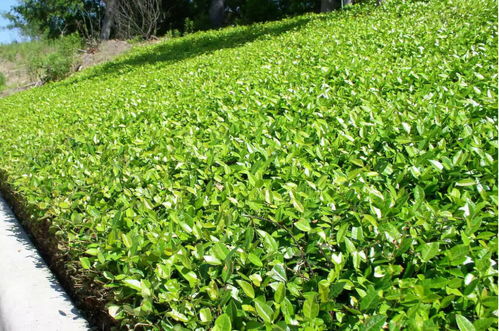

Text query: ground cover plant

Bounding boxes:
[0,0,497,329]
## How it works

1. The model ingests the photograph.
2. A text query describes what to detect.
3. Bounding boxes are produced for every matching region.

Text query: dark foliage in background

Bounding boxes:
[2,0,366,41]
[3,0,103,39]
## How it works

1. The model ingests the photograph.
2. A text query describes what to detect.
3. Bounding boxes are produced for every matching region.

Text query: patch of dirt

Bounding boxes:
[0,59,33,97]
[78,40,132,71]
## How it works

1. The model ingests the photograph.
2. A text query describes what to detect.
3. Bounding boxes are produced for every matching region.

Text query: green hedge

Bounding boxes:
[0,0,496,329]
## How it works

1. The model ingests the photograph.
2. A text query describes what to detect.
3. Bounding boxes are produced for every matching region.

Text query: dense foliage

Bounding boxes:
[0,0,497,329]
[2,0,103,39]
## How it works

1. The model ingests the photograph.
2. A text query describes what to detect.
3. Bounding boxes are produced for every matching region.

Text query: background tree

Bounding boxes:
[3,0,102,39]
[156,0,190,35]
[114,0,161,39]
[240,0,280,24]
[321,0,345,12]
[100,0,118,40]
[209,0,225,28]
[279,0,320,16]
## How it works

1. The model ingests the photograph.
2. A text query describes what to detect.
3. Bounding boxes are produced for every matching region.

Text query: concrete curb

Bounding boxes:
[0,195,89,331]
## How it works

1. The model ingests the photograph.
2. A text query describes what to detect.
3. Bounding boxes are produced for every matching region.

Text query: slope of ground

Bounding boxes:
[0,0,497,329]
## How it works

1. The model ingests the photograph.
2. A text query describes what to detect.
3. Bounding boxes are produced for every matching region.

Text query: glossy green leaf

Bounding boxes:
[361,315,386,331]
[248,253,263,267]
[213,314,232,331]
[237,279,255,299]
[360,287,379,311]
[79,257,91,269]
[199,308,212,324]
[254,296,274,324]
[303,293,319,320]
[294,219,311,232]
[456,315,475,331]
[274,282,286,303]
[420,242,440,262]
[167,310,189,323]
[271,264,287,282]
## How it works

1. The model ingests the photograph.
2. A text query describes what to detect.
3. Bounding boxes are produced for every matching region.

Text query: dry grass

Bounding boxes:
[0,39,132,97]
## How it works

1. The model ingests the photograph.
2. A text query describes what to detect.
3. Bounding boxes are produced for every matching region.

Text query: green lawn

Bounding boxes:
[0,0,497,329]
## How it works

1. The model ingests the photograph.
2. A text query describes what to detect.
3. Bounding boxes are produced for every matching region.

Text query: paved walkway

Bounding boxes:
[0,195,89,331]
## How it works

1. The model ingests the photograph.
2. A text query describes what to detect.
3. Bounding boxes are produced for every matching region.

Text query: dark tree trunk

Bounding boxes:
[209,0,225,28]
[321,0,341,12]
[100,0,118,40]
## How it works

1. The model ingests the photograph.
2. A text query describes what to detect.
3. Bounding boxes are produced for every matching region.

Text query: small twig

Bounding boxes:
[317,243,334,269]
[243,214,315,276]
[21,81,42,89]
[134,322,154,330]
[284,263,309,280]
